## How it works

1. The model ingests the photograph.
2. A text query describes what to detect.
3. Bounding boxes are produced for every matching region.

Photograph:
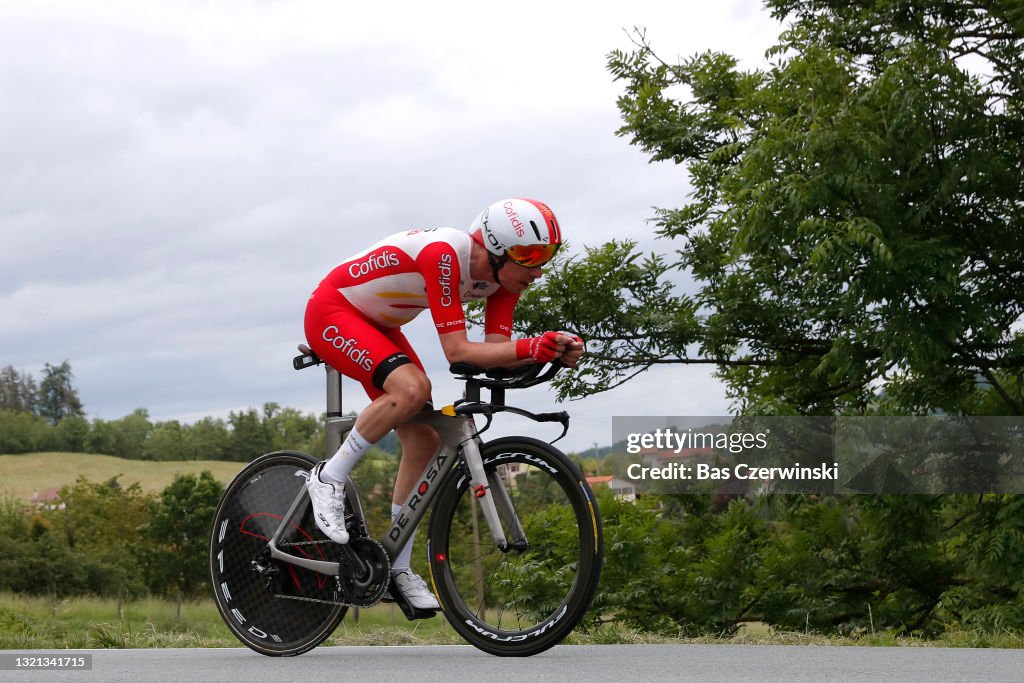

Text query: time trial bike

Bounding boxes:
[208,346,603,657]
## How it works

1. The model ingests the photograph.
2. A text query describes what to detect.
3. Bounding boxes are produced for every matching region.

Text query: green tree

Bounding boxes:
[38,361,85,424]
[264,403,323,453]
[54,414,90,452]
[347,449,400,536]
[0,410,51,453]
[522,0,1023,417]
[0,366,39,413]
[183,416,230,460]
[113,408,152,459]
[511,0,1024,638]
[84,418,118,455]
[940,494,1024,631]
[139,472,223,597]
[144,420,185,460]
[45,476,152,596]
[227,408,272,461]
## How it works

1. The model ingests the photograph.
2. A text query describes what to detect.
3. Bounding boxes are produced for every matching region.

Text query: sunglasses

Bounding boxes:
[506,243,560,268]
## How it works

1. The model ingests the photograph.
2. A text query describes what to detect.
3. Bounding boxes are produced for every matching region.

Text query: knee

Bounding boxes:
[390,376,432,416]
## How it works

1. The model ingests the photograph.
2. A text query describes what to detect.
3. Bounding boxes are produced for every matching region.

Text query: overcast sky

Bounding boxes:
[1,0,786,455]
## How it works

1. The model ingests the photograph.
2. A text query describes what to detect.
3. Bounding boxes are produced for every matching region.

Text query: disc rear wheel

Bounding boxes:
[208,450,347,656]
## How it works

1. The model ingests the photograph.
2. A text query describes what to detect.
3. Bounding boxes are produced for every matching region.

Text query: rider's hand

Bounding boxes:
[560,333,584,369]
[516,331,566,363]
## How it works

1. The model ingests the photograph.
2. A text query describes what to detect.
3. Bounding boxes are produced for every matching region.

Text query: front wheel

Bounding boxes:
[427,437,603,656]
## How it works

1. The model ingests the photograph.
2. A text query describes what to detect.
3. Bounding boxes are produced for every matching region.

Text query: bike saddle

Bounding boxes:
[294,344,323,370]
[448,362,519,380]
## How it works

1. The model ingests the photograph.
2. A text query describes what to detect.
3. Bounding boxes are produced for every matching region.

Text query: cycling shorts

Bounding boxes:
[304,286,427,400]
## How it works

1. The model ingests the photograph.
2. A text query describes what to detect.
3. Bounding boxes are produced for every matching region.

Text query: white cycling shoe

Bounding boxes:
[306,462,349,544]
[391,570,440,611]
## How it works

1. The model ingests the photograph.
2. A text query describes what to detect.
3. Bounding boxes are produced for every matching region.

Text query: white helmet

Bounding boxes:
[470,197,562,267]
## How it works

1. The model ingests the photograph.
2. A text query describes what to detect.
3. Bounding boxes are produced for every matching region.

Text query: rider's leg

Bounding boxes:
[389,424,442,611]
[303,301,431,543]
[308,364,431,544]
[392,422,441,503]
[358,365,433,443]
[389,422,441,574]
[320,365,431,483]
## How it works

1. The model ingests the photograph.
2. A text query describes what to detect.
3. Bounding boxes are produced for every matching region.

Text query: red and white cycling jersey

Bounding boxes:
[314,227,519,336]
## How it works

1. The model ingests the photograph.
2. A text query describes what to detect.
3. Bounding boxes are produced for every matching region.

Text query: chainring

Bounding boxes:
[338,537,391,607]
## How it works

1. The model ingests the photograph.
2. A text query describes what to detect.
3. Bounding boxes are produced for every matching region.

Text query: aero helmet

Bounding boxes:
[470,198,562,268]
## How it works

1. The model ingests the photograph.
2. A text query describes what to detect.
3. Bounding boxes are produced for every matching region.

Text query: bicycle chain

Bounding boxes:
[273,592,353,607]
[272,537,390,608]
[272,541,358,607]
[278,539,335,548]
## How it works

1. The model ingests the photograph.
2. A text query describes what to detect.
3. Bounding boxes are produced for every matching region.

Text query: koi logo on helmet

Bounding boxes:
[481,209,501,250]
[321,326,373,371]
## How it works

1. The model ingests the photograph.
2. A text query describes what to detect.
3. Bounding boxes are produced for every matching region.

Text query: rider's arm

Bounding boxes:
[481,284,584,368]
[439,329,580,368]
[483,286,518,338]
[439,329,525,367]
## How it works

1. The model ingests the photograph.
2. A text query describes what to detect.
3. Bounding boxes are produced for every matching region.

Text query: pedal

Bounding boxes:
[386,584,440,621]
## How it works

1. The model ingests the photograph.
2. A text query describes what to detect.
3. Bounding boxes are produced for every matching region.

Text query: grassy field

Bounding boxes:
[2,593,1022,650]
[0,452,245,501]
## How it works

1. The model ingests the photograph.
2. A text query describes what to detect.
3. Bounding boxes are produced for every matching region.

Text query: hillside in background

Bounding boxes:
[0,452,245,502]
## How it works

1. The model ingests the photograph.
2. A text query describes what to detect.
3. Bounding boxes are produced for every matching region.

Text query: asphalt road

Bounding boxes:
[3,644,1023,682]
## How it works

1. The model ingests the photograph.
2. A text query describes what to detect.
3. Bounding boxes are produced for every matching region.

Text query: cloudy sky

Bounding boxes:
[2,0,786,455]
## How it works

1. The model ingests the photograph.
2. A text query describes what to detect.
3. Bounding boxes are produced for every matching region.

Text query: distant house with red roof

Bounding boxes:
[585,475,636,502]
[31,488,64,510]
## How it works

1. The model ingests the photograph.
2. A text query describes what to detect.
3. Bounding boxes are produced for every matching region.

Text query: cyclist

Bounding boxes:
[302,197,583,611]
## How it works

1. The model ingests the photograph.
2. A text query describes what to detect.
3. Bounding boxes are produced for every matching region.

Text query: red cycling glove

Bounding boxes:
[562,332,584,347]
[516,331,563,363]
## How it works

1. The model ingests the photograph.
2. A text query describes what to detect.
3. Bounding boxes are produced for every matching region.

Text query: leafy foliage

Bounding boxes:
[515,4,1024,636]
[590,492,769,635]
[0,410,52,454]
[513,242,700,400]
[0,478,151,597]
[0,361,331,461]
[0,366,39,414]
[38,362,84,424]
[521,0,1023,416]
[540,490,1024,636]
[138,472,223,598]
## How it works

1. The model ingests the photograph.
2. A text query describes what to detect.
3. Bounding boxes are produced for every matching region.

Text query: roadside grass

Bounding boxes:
[565,621,1024,648]
[2,594,1022,650]
[0,593,460,649]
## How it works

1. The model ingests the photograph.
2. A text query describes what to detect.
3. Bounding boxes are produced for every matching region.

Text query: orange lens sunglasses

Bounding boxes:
[506,243,560,267]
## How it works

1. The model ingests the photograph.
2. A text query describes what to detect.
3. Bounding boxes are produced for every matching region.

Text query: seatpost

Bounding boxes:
[325,366,345,458]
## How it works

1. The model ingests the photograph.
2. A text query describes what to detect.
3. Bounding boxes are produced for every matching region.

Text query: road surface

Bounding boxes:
[3,644,1022,682]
